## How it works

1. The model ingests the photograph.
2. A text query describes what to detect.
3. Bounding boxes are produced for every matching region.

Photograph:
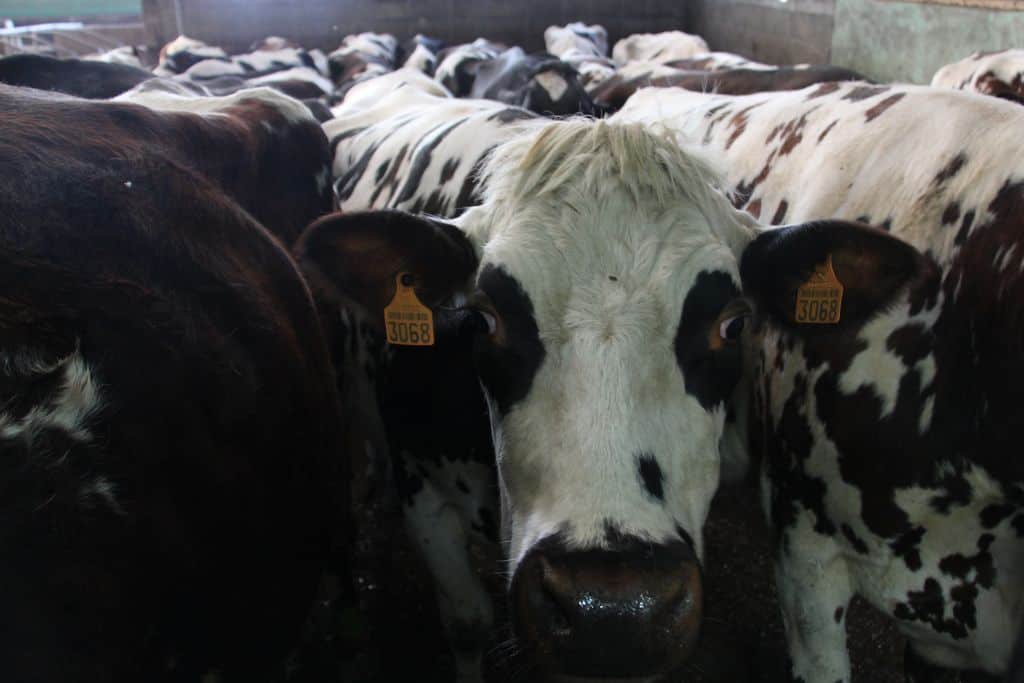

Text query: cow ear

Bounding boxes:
[294,210,478,327]
[740,220,936,329]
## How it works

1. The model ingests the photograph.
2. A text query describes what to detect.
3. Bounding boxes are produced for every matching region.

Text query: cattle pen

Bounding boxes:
[1,1,1023,682]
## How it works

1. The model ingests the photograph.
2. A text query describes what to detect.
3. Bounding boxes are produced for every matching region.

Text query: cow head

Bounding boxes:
[294,119,935,679]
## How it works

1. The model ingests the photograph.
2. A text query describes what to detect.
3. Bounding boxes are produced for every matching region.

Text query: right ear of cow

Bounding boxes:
[740,219,937,330]
[294,210,478,324]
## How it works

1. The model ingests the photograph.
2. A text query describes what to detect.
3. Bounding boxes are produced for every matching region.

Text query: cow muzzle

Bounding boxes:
[510,536,702,679]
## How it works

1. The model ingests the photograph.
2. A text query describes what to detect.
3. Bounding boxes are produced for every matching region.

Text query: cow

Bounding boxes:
[328,32,398,89]
[155,35,230,76]
[401,33,445,75]
[0,83,345,682]
[434,39,506,97]
[612,30,711,65]
[591,64,867,112]
[297,116,773,681]
[542,21,615,87]
[932,49,1024,105]
[614,83,1024,681]
[325,84,540,217]
[336,67,452,112]
[111,86,333,245]
[0,54,154,99]
[468,46,599,116]
[664,51,774,71]
[83,45,148,69]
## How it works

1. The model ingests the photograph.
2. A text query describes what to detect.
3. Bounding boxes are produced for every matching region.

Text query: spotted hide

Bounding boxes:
[615,83,1024,680]
[591,63,866,112]
[0,83,345,682]
[933,49,1024,105]
[297,119,773,681]
[544,22,616,88]
[468,46,599,116]
[325,84,541,217]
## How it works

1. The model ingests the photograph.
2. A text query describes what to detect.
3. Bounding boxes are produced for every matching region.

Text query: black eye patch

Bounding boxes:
[473,264,546,415]
[674,270,743,410]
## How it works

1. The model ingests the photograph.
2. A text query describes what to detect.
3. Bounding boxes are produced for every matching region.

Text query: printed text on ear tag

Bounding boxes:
[795,254,843,324]
[384,273,435,346]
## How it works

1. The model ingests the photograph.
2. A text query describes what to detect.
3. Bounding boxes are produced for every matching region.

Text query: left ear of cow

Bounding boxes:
[740,220,935,329]
[294,210,478,322]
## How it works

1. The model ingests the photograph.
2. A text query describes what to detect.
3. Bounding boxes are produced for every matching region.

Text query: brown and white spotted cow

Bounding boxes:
[612,30,710,65]
[614,83,1024,681]
[0,83,344,682]
[932,49,1024,105]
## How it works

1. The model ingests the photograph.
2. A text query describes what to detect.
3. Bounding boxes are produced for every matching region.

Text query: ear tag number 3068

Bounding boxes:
[795,255,843,324]
[384,272,435,346]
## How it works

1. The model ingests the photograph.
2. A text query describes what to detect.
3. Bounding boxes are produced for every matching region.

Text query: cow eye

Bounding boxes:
[719,315,745,342]
[462,292,501,340]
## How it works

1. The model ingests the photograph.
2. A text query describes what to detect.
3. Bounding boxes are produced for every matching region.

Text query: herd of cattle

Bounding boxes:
[2,17,1024,683]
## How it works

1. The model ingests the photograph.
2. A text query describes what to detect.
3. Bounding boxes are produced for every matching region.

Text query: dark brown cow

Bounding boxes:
[591,64,867,112]
[0,83,345,682]
[0,54,154,99]
[111,86,333,245]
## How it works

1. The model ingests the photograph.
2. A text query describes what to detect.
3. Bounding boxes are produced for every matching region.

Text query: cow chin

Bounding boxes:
[508,532,703,680]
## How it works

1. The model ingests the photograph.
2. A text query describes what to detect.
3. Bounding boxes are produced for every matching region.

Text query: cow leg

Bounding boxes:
[403,474,494,683]
[775,526,853,683]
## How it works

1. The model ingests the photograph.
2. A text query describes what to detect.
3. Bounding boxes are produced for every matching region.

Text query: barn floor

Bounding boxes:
[311,478,915,683]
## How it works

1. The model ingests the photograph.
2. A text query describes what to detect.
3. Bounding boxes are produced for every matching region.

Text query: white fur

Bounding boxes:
[612,31,710,66]
[544,22,608,59]
[246,66,334,95]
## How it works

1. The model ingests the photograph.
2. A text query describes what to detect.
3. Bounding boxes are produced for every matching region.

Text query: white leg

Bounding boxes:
[404,478,494,683]
[776,518,855,683]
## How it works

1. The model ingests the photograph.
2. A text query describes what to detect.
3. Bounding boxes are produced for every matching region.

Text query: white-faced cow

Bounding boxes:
[297,116,777,681]
[401,34,445,75]
[0,83,344,682]
[612,30,711,65]
[932,49,1024,105]
[614,83,1024,681]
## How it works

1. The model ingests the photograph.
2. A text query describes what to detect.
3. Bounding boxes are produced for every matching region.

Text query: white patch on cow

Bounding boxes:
[0,348,104,444]
[457,120,756,566]
[932,49,1024,103]
[544,22,608,59]
[534,70,568,102]
[998,244,1017,272]
[611,30,710,65]
[837,300,940,419]
[338,67,451,113]
[183,58,245,79]
[403,43,437,75]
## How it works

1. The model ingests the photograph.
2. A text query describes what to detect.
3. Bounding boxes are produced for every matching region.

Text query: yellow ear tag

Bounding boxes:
[384,273,435,346]
[795,255,844,324]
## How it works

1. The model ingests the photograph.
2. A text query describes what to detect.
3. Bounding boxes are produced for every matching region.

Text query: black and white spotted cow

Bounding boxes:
[612,30,711,65]
[434,39,506,98]
[0,83,345,682]
[328,32,398,90]
[664,51,774,71]
[544,21,616,88]
[615,83,1024,681]
[154,35,230,75]
[325,84,540,216]
[932,49,1024,105]
[401,33,445,75]
[299,113,784,680]
[468,46,599,116]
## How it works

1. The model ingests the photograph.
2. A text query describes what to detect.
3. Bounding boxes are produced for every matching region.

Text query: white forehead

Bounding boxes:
[464,119,753,330]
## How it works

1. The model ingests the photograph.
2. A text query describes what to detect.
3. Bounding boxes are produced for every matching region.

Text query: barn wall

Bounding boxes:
[686,0,836,66]
[142,0,687,56]
[831,0,1024,83]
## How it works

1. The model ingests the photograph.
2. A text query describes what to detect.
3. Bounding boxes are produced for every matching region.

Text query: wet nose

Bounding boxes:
[512,538,702,678]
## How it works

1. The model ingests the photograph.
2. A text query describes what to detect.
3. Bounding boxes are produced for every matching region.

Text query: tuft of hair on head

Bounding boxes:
[471,117,753,255]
